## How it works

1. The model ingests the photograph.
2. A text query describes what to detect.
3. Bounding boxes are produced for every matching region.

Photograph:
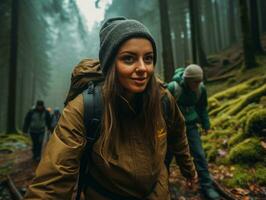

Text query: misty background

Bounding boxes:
[1,0,265,133]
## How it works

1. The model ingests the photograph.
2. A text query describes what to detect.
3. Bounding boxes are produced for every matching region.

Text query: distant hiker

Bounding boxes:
[50,107,61,133]
[23,100,51,162]
[166,64,221,200]
[24,17,197,200]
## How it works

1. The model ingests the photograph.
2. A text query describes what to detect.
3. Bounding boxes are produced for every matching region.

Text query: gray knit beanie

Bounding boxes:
[183,64,203,80]
[99,17,157,75]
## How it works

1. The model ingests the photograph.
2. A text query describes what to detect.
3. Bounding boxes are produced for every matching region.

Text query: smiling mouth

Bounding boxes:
[131,77,147,84]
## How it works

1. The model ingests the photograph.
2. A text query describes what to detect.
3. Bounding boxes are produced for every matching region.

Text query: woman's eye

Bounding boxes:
[144,55,153,64]
[122,55,134,64]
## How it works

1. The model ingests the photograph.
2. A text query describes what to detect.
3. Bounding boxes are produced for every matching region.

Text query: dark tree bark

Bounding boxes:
[158,0,175,81]
[249,0,264,53]
[228,0,237,44]
[212,0,222,51]
[239,0,257,68]
[189,0,208,66]
[7,0,19,133]
[189,0,197,63]
[258,0,266,33]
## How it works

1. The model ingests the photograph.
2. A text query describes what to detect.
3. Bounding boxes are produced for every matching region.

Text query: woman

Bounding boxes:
[24,17,196,200]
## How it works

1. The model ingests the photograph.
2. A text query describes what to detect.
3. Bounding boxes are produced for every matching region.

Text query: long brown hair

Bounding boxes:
[98,64,165,161]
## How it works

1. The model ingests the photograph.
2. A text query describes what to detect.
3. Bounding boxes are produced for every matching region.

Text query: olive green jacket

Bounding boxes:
[24,88,195,200]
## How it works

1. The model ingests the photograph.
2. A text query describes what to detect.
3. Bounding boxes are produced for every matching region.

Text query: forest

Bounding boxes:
[0,0,265,199]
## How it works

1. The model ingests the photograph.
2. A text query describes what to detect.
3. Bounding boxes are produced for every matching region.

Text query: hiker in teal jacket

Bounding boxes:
[166,64,220,200]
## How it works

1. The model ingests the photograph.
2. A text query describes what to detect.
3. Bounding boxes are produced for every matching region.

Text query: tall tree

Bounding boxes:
[228,0,237,44]
[7,0,19,133]
[189,0,197,63]
[249,0,264,53]
[238,0,257,68]
[158,0,175,81]
[189,0,208,66]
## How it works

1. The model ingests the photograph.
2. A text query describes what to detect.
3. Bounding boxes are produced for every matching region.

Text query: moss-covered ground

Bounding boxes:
[204,56,266,189]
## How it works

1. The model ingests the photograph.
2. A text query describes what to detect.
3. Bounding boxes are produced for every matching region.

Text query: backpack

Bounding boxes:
[29,111,46,132]
[167,67,202,100]
[64,59,104,200]
[64,59,104,106]
[66,59,171,200]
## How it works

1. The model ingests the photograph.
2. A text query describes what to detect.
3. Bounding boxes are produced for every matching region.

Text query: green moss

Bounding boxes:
[228,131,246,147]
[254,164,266,185]
[211,83,250,102]
[235,103,262,120]
[245,109,266,137]
[208,97,221,112]
[260,96,266,106]
[227,85,266,115]
[206,148,218,162]
[0,160,12,177]
[224,165,254,188]
[203,142,214,152]
[228,137,265,164]
[0,133,31,153]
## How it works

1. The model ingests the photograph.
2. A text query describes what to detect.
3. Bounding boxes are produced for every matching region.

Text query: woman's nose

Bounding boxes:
[136,59,147,72]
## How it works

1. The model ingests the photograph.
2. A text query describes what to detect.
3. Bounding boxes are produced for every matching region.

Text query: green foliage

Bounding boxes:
[245,109,266,137]
[228,138,265,164]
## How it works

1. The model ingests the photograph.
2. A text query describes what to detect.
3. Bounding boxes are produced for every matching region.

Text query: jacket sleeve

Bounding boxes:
[23,110,32,133]
[196,86,210,130]
[166,91,196,179]
[24,94,86,200]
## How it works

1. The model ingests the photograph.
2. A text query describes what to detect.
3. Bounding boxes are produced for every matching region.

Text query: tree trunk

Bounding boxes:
[158,0,175,81]
[258,0,266,33]
[7,0,19,133]
[238,0,257,68]
[228,0,237,44]
[249,0,264,53]
[189,0,197,64]
[189,0,208,66]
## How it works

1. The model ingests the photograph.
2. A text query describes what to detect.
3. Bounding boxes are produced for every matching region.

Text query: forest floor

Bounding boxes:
[0,144,265,200]
[169,163,266,200]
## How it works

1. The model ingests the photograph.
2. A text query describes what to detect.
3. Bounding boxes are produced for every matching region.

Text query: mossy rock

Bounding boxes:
[228,137,265,164]
[245,109,266,137]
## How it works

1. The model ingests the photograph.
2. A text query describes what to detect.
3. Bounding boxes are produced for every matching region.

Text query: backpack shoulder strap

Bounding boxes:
[167,81,182,100]
[76,81,103,200]
[83,81,102,139]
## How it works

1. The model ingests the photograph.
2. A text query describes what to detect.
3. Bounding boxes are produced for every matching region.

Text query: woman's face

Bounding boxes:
[115,38,154,97]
